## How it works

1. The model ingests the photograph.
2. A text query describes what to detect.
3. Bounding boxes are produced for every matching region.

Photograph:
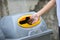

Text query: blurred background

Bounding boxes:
[0,0,58,40]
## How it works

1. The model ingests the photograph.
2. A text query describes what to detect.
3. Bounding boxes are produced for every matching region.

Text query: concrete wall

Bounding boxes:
[0,0,2,19]
[7,0,38,15]
[0,0,9,19]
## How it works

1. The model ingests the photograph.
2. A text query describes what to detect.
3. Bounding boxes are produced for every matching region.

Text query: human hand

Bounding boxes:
[28,13,39,24]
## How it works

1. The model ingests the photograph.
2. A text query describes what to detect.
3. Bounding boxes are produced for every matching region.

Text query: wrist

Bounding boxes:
[34,13,40,18]
[36,12,41,17]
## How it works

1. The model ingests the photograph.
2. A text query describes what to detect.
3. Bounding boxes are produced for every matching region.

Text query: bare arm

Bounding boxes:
[37,0,56,17]
[28,0,56,24]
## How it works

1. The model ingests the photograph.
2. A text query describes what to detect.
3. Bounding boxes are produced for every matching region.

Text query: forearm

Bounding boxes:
[37,0,56,16]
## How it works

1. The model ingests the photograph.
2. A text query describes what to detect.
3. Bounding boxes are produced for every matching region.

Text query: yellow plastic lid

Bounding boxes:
[17,14,40,28]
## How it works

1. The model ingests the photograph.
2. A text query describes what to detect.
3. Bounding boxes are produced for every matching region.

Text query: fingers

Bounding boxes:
[28,13,39,24]
[32,18,38,24]
[27,18,34,25]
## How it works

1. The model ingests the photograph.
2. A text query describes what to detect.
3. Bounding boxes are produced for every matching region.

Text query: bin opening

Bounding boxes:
[19,17,32,25]
[18,15,40,28]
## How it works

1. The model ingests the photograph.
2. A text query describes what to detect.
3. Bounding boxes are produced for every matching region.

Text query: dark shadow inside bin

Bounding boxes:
[19,17,33,25]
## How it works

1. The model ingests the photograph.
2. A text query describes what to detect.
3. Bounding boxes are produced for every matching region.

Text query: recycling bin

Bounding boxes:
[0,12,53,40]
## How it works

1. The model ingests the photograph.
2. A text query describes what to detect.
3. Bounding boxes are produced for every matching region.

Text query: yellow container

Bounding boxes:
[18,14,40,28]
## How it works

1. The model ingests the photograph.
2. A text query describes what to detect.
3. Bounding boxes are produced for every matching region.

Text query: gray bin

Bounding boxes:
[0,12,53,40]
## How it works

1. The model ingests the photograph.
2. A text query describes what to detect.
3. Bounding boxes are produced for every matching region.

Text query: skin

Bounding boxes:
[30,0,56,24]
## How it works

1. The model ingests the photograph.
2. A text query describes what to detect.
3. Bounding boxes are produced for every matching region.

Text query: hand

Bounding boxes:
[28,13,39,24]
